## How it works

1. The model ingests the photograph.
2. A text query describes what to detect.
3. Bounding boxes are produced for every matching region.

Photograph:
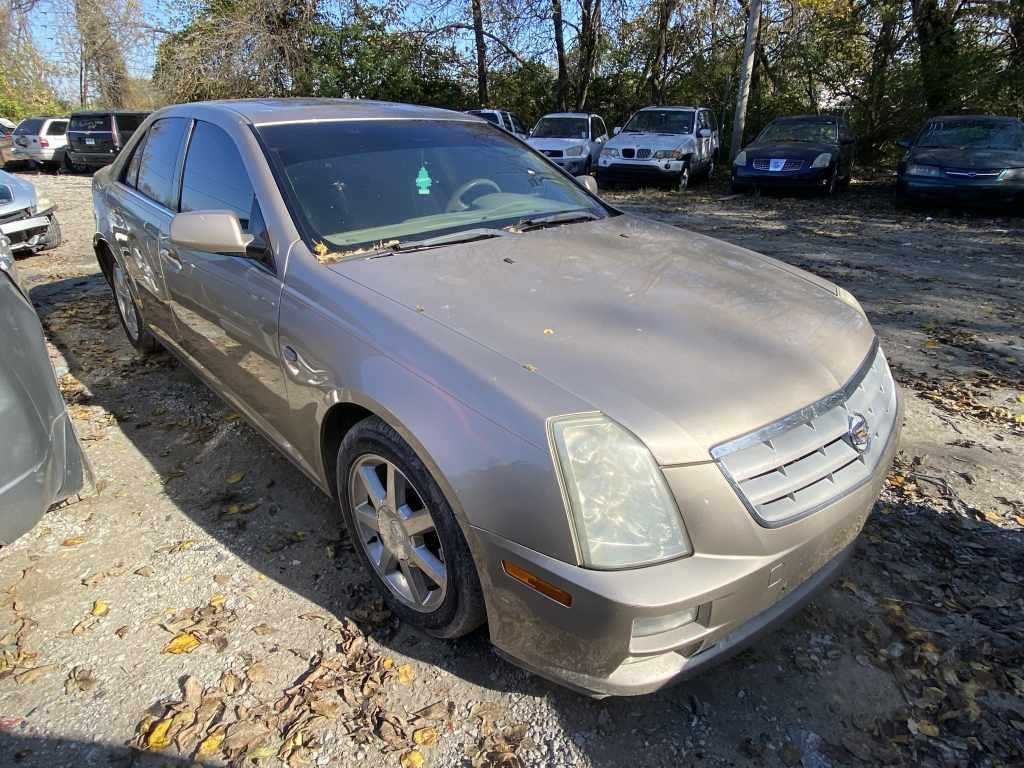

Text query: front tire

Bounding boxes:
[37,215,61,251]
[337,417,486,638]
[110,259,159,354]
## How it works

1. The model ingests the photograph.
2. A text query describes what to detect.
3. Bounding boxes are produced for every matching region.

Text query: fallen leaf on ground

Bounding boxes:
[196,730,225,758]
[15,664,58,685]
[146,717,174,749]
[92,600,109,616]
[62,536,85,547]
[397,663,415,684]
[164,632,201,654]
[413,727,438,746]
[400,750,425,768]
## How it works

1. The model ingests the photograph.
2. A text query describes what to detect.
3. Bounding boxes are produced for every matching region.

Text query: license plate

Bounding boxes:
[85,137,95,145]
[769,159,786,172]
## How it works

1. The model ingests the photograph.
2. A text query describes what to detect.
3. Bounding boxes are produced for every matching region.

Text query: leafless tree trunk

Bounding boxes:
[74,0,129,107]
[574,0,601,111]
[471,0,488,105]
[730,0,761,160]
[552,0,568,110]
[648,0,677,103]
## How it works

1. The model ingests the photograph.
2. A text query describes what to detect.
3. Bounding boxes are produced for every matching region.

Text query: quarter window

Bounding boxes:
[124,132,148,188]
[45,121,67,136]
[135,117,188,209]
[180,121,255,224]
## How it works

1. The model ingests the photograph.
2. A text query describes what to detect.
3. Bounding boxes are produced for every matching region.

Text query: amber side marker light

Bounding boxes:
[501,561,573,607]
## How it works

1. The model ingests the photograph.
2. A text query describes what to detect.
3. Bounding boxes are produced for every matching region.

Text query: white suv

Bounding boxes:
[11,117,69,169]
[597,106,720,191]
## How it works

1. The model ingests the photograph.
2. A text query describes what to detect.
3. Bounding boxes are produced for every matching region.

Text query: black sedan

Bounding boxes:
[731,115,854,195]
[897,115,1024,203]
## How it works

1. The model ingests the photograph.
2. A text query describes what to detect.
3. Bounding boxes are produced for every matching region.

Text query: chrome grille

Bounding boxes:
[943,168,1000,178]
[752,158,804,171]
[711,343,898,527]
[621,148,635,159]
[636,148,652,159]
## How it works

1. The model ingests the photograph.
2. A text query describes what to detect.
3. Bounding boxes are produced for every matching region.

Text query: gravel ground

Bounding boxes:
[1,169,1022,768]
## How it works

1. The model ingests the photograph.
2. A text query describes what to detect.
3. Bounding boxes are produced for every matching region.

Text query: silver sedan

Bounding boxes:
[90,99,900,697]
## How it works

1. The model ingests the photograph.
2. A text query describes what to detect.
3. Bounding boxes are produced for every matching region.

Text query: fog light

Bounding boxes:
[631,606,697,638]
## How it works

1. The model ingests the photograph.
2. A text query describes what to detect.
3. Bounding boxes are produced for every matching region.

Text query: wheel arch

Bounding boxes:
[92,234,115,283]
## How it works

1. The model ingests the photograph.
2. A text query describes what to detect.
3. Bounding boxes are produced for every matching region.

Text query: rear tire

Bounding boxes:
[62,153,83,174]
[110,259,159,355]
[337,416,486,638]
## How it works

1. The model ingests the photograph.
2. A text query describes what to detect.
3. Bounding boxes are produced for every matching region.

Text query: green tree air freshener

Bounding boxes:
[415,165,433,195]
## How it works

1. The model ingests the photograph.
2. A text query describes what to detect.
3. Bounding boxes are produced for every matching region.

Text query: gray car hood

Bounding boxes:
[0,170,36,218]
[605,132,696,152]
[528,137,590,152]
[331,215,874,464]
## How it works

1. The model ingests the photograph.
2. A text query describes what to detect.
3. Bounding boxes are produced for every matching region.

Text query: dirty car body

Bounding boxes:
[90,99,901,696]
[0,169,61,252]
[0,235,92,544]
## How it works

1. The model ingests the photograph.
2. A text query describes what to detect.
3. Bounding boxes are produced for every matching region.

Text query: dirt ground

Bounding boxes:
[1,168,1022,768]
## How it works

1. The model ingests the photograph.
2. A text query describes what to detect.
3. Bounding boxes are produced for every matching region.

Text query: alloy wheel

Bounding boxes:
[349,454,447,612]
[112,261,139,341]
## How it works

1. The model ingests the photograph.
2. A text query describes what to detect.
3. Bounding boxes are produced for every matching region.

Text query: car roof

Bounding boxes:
[70,109,148,116]
[170,98,474,126]
[540,112,591,119]
[772,114,840,122]
[638,105,699,112]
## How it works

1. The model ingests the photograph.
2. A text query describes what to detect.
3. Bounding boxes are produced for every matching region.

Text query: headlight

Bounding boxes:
[34,195,55,213]
[906,164,941,177]
[548,413,692,569]
[601,147,620,158]
[653,147,685,160]
[811,153,833,169]
[999,168,1024,181]
[733,151,747,166]
[564,145,585,157]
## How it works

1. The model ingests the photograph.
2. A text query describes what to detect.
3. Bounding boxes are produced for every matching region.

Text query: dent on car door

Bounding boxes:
[112,118,187,339]
[168,120,290,442]
[0,270,90,543]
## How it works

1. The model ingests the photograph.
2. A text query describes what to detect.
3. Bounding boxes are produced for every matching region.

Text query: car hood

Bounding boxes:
[606,132,695,151]
[0,170,36,216]
[331,215,874,465]
[908,146,1024,170]
[744,141,836,159]
[528,138,589,152]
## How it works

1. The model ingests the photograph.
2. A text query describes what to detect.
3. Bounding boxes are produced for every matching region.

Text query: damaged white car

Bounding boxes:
[0,169,61,253]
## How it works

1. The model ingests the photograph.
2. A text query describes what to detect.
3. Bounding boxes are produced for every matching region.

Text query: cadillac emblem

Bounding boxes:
[848,413,871,453]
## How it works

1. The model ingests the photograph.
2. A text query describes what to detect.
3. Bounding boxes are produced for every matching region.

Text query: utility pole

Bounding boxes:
[730,0,761,161]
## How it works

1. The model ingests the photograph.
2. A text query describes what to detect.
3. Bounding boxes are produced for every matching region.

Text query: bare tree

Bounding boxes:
[471,0,488,104]
[574,0,601,110]
[551,0,567,109]
[731,0,761,160]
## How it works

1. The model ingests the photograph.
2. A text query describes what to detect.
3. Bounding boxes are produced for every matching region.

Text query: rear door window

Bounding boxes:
[45,120,67,136]
[70,115,112,132]
[180,121,254,224]
[14,119,43,136]
[135,117,188,209]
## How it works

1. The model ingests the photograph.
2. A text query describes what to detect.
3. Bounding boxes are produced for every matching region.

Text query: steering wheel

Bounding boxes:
[446,178,501,212]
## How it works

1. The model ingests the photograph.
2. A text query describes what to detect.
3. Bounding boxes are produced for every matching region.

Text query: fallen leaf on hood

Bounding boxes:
[226,472,245,485]
[91,600,109,617]
[164,632,201,654]
[62,536,85,547]
[15,664,58,685]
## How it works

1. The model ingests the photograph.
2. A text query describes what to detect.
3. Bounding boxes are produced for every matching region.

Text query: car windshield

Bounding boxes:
[14,119,44,135]
[70,115,111,131]
[258,120,608,250]
[757,121,838,143]
[916,120,1024,150]
[622,110,693,135]
[532,117,589,139]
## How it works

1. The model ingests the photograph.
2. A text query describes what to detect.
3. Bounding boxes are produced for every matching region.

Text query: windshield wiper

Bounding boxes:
[393,228,512,252]
[511,210,600,232]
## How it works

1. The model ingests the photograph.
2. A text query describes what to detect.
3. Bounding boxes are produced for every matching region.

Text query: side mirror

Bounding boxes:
[170,210,253,254]
[698,128,713,139]
[895,138,912,150]
[613,126,621,135]
[576,175,598,194]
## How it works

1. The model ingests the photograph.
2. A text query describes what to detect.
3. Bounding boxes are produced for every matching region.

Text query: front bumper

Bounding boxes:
[732,165,831,188]
[597,157,685,185]
[899,175,1024,202]
[0,214,52,250]
[471,399,901,697]
[547,156,589,175]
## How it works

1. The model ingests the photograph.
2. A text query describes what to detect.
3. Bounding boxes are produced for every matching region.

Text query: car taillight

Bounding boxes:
[39,138,49,148]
